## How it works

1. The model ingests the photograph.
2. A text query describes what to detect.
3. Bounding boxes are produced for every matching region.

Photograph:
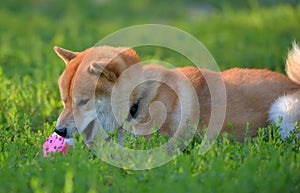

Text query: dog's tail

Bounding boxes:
[286,42,300,84]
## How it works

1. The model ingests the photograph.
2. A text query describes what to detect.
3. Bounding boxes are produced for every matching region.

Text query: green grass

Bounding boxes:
[1,0,300,192]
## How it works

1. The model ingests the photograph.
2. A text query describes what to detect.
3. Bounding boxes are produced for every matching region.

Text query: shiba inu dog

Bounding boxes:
[53,43,300,145]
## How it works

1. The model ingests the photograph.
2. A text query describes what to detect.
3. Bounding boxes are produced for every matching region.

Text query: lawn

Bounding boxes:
[1,0,300,192]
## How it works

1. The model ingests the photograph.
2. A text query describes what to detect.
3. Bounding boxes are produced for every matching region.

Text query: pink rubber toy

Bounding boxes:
[43,132,72,157]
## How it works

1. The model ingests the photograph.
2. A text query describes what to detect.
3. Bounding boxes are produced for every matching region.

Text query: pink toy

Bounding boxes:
[43,132,73,157]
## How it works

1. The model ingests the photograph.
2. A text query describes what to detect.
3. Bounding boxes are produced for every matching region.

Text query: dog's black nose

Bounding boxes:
[54,127,67,137]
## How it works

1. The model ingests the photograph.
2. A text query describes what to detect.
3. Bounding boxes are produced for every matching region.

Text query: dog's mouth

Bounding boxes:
[62,127,79,146]
[64,137,75,146]
[57,119,96,144]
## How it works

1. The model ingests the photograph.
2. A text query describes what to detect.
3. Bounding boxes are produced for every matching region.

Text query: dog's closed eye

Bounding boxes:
[79,99,90,106]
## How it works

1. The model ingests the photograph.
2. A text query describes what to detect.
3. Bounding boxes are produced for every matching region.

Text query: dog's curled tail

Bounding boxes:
[286,42,300,85]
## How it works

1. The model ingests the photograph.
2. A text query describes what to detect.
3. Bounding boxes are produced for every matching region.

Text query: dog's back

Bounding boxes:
[177,44,300,140]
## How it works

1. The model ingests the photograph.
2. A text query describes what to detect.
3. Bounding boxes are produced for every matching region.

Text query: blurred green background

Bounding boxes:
[1,0,300,79]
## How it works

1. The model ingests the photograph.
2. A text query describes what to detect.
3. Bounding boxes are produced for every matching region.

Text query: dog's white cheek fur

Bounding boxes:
[95,98,119,133]
[76,109,97,133]
[269,95,300,139]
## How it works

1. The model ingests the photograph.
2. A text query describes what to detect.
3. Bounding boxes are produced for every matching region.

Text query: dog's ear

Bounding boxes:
[107,47,140,77]
[89,62,117,82]
[53,46,78,64]
[116,47,139,66]
[88,47,139,82]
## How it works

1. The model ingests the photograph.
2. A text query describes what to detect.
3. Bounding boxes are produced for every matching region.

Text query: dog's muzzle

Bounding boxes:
[54,127,67,137]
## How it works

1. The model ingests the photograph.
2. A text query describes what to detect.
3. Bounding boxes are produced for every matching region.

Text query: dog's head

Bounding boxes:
[53,46,139,141]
